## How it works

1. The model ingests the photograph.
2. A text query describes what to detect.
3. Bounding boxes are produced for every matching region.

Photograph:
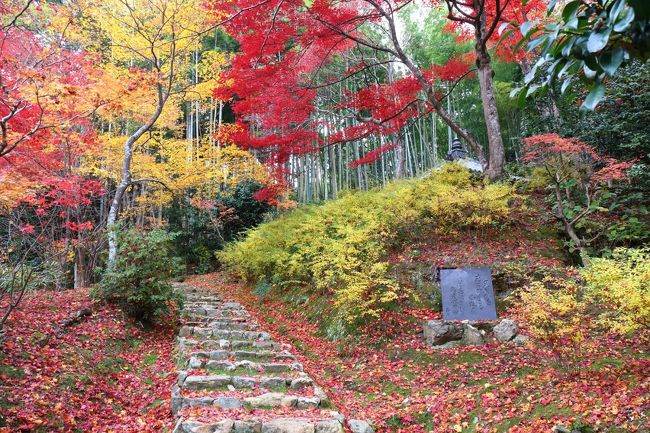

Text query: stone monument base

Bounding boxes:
[423,318,528,349]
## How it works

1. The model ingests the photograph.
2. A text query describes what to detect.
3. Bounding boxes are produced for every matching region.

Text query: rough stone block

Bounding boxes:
[348,420,374,433]
[262,419,314,433]
[494,319,518,342]
[423,320,463,346]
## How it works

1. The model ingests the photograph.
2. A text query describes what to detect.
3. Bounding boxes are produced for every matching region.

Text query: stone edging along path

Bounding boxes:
[170,282,374,433]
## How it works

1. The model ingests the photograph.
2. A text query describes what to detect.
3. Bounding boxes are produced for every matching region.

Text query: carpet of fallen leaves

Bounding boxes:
[0,289,177,433]
[188,273,650,433]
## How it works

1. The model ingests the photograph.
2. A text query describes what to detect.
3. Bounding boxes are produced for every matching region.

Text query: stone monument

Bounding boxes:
[440,267,497,321]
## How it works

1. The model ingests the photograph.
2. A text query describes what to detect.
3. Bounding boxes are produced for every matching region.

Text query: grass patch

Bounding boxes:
[142,353,158,366]
[382,381,411,397]
[496,416,524,433]
[590,357,624,371]
[448,351,486,365]
[531,402,574,419]
[94,356,128,374]
[58,372,92,390]
[0,363,24,380]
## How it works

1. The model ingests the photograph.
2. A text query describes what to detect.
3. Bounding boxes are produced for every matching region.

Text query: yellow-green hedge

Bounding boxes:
[582,248,650,334]
[218,164,513,323]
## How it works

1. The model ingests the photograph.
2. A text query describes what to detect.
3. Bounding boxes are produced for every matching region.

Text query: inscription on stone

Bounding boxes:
[440,268,497,321]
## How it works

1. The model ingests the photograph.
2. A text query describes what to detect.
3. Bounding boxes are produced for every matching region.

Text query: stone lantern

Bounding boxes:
[445,137,468,161]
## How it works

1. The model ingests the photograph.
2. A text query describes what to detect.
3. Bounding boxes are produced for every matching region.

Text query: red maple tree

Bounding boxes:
[521,133,633,265]
[207,0,548,192]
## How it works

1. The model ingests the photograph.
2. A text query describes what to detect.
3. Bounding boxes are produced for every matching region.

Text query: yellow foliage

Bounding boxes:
[520,277,587,344]
[91,65,184,128]
[63,0,215,126]
[219,164,514,323]
[519,276,592,372]
[195,51,232,101]
[582,248,650,334]
[0,171,37,211]
[79,0,206,65]
[81,133,270,210]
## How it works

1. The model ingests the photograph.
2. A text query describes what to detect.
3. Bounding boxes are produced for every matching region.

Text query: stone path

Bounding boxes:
[171,283,373,433]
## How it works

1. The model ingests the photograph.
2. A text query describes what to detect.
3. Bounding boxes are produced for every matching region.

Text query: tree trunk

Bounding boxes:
[328,143,337,199]
[74,247,89,289]
[107,84,167,268]
[394,138,405,179]
[554,180,590,266]
[384,12,487,169]
[474,2,505,180]
[476,53,505,180]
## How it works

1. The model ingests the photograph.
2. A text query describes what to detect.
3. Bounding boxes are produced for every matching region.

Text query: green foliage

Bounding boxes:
[219,165,513,325]
[521,62,650,253]
[582,247,650,333]
[93,229,185,324]
[166,180,271,272]
[555,420,597,433]
[516,0,650,110]
[575,60,650,209]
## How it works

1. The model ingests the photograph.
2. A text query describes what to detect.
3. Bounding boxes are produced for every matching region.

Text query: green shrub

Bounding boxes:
[94,229,185,324]
[166,180,271,273]
[218,165,513,325]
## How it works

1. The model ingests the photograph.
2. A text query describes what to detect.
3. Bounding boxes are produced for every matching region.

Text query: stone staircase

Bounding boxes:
[171,283,371,433]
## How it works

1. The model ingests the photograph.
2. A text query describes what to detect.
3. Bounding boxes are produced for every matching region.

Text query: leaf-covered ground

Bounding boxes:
[0,289,177,433]
[187,274,650,433]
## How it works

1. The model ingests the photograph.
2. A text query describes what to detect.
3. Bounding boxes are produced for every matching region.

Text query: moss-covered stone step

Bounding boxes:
[186,350,295,363]
[180,327,271,341]
[172,417,345,433]
[187,360,302,374]
[180,368,305,391]
[178,338,283,353]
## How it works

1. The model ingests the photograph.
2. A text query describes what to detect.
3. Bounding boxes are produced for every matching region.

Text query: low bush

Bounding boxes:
[218,165,513,325]
[93,229,185,324]
[519,248,649,372]
[519,276,590,372]
[582,247,650,334]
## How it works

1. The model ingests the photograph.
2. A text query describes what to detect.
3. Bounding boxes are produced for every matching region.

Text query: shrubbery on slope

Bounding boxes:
[218,165,513,325]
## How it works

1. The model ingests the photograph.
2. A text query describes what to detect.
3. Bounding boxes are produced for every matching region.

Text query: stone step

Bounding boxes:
[185,294,218,298]
[185,349,295,363]
[172,392,322,413]
[172,283,354,433]
[186,308,250,318]
[178,338,283,352]
[183,328,272,341]
[183,321,259,331]
[185,297,222,304]
[182,315,249,324]
[184,359,303,375]
[185,302,244,310]
[181,374,232,390]
[178,373,312,391]
[210,322,259,331]
[185,303,244,311]
[173,417,345,433]
[220,302,245,309]
[232,350,295,362]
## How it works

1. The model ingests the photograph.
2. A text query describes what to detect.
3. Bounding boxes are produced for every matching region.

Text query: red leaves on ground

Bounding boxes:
[190,273,650,433]
[0,290,177,433]
[186,204,648,432]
